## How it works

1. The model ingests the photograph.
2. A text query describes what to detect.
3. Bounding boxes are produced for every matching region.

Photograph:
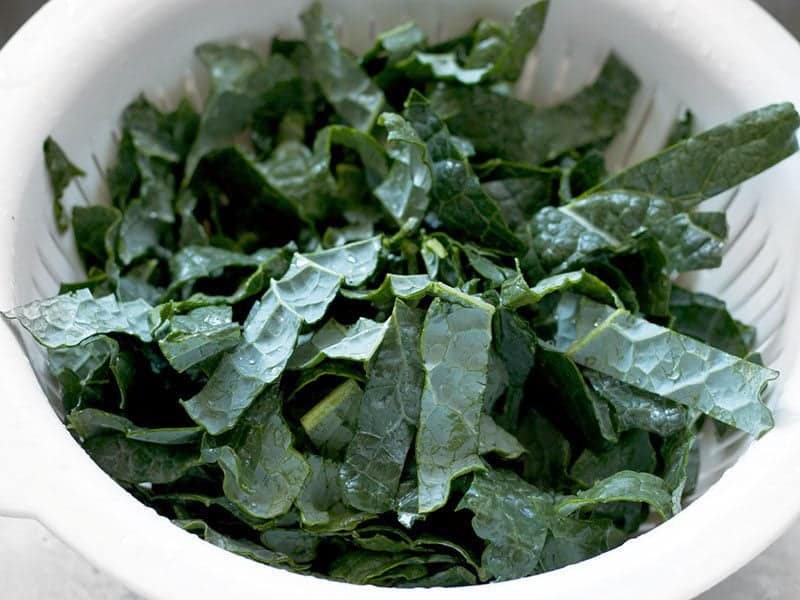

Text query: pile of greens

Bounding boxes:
[8,1,798,587]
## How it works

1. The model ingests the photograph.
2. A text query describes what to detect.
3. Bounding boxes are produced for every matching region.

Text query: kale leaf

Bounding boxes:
[8,1,795,588]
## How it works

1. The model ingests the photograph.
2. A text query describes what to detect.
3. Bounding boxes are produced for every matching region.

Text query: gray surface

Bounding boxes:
[1,1,800,599]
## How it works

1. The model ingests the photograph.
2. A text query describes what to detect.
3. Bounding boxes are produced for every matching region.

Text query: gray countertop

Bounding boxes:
[2,1,800,598]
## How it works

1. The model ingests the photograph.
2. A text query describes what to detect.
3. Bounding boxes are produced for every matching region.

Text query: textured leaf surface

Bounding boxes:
[4,289,152,347]
[374,113,433,226]
[156,306,241,373]
[204,387,310,519]
[458,470,549,581]
[73,206,121,268]
[341,301,425,513]
[650,212,727,272]
[184,45,298,179]
[44,137,86,232]
[669,286,753,357]
[48,336,132,411]
[531,105,800,273]
[69,408,202,445]
[592,103,800,209]
[416,297,493,512]
[558,471,673,520]
[404,92,522,254]
[478,414,526,459]
[362,21,426,67]
[501,269,621,310]
[464,1,549,82]
[585,369,688,436]
[662,428,697,513]
[289,317,389,370]
[179,520,291,566]
[301,379,363,458]
[301,3,386,131]
[552,294,776,436]
[183,239,381,434]
[493,309,536,428]
[537,345,618,450]
[168,246,286,292]
[296,455,369,531]
[85,433,200,484]
[433,55,638,164]
[482,171,554,230]
[570,430,656,487]
[10,2,792,587]
[529,190,677,273]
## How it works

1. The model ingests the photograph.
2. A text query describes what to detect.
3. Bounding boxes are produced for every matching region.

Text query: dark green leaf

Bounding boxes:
[481,165,555,230]
[374,112,433,227]
[395,2,548,86]
[156,306,241,373]
[203,387,309,520]
[669,286,753,356]
[591,103,800,210]
[49,336,131,412]
[11,6,791,587]
[662,428,697,514]
[431,54,638,164]
[517,409,571,488]
[4,289,152,347]
[183,238,381,434]
[85,433,201,484]
[69,408,202,445]
[44,137,86,232]
[341,300,425,512]
[72,206,122,268]
[551,293,777,437]
[300,379,362,457]
[570,430,656,487]
[296,455,369,531]
[665,110,694,147]
[458,469,549,581]
[362,22,426,67]
[529,190,678,273]
[612,236,671,318]
[559,150,607,203]
[395,52,492,86]
[121,96,183,163]
[259,529,320,564]
[184,46,299,179]
[416,296,494,512]
[536,345,618,450]
[493,309,536,428]
[463,1,549,82]
[650,212,727,272]
[558,471,673,520]
[289,317,389,370]
[538,511,622,572]
[301,3,386,131]
[328,551,455,585]
[397,566,477,588]
[500,269,621,310]
[585,370,688,436]
[404,91,523,254]
[478,414,526,459]
[179,520,291,566]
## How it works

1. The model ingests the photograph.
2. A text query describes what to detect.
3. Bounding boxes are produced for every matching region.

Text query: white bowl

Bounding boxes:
[2,0,800,598]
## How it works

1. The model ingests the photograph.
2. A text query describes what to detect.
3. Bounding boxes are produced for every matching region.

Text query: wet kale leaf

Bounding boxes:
[10,0,796,588]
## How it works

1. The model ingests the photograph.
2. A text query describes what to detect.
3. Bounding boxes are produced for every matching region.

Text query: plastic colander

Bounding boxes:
[1,0,800,598]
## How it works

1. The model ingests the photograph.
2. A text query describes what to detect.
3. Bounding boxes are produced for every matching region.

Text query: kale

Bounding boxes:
[44,137,86,232]
[7,1,796,587]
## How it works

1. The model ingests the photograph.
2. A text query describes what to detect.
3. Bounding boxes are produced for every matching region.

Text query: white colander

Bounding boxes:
[1,0,800,598]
